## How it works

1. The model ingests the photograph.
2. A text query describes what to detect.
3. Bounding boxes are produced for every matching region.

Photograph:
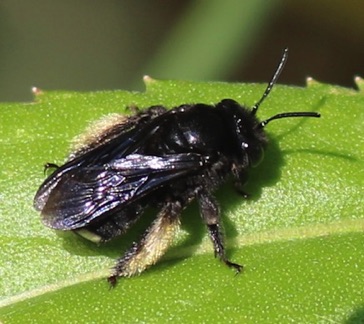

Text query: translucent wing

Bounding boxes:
[37,153,206,230]
[34,108,173,213]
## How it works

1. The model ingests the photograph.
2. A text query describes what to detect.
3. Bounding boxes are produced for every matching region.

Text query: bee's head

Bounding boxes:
[218,48,320,167]
[217,99,267,167]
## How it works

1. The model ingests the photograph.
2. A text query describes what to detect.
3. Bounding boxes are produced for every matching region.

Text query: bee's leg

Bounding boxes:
[43,162,59,175]
[108,200,182,287]
[76,204,146,244]
[198,191,243,273]
[233,185,250,199]
[231,165,250,198]
[127,104,140,114]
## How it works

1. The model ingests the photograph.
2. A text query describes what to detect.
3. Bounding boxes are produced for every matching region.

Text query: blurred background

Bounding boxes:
[0,0,363,102]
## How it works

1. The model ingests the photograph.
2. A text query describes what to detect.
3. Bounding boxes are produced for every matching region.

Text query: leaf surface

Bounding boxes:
[1,78,363,322]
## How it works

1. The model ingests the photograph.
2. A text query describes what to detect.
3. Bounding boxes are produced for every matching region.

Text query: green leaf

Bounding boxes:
[1,78,363,323]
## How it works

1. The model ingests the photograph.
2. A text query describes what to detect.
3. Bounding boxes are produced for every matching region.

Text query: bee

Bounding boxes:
[34,49,320,286]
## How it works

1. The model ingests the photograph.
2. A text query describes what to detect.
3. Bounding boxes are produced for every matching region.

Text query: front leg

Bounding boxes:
[231,164,250,198]
[198,191,243,273]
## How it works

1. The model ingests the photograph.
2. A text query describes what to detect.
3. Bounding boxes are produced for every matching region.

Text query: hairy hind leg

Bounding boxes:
[108,200,182,286]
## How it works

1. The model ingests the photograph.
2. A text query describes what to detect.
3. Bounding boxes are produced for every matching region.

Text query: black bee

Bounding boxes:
[34,49,320,286]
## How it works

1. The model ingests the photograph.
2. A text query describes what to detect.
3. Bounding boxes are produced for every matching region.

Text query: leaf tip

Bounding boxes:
[306,77,320,87]
[143,75,156,85]
[354,76,364,92]
[32,86,43,97]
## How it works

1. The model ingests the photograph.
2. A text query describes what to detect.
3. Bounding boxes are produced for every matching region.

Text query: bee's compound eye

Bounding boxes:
[248,145,264,167]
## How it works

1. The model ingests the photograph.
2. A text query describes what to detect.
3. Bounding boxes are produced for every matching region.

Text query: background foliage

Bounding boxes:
[1,1,364,102]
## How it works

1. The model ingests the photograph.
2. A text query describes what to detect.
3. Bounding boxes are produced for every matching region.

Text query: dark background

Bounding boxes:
[1,0,363,102]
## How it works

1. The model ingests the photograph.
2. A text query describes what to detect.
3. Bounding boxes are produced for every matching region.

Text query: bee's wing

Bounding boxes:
[38,153,206,230]
[34,109,174,212]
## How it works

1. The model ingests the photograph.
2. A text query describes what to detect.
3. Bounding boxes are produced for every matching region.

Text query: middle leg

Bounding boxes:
[198,190,243,273]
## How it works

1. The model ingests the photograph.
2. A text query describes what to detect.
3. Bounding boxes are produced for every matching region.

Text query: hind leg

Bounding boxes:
[108,200,182,286]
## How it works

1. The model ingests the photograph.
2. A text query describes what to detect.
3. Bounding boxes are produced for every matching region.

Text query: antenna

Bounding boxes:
[259,112,320,128]
[251,48,288,115]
